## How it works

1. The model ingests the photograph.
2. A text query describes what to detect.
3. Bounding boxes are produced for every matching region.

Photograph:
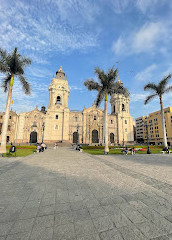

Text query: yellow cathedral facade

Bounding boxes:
[0,67,134,145]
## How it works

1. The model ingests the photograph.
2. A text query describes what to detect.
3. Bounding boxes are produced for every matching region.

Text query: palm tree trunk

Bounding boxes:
[159,96,168,149]
[104,94,109,154]
[0,75,14,154]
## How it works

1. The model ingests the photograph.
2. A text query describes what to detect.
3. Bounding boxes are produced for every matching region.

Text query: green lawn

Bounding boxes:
[2,146,36,157]
[83,147,163,155]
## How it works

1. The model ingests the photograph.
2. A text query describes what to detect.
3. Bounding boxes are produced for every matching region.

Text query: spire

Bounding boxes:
[117,77,123,85]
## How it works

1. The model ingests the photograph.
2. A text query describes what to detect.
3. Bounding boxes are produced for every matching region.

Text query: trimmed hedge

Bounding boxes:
[82,145,163,150]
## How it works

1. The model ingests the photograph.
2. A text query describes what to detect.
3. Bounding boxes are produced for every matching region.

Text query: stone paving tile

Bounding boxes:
[99,229,124,240]
[135,221,166,238]
[0,205,8,214]
[6,232,30,240]
[55,203,71,213]
[74,219,96,237]
[92,216,114,233]
[98,197,114,206]
[37,204,55,217]
[19,207,39,220]
[54,211,73,226]
[53,223,76,240]
[84,199,100,208]
[110,212,132,228]
[152,217,172,234]
[88,206,108,219]
[111,196,126,204]
[0,221,14,236]
[165,215,172,223]
[30,227,53,240]
[33,215,54,229]
[70,201,87,211]
[72,209,91,222]
[102,204,121,216]
[118,225,148,240]
[118,203,147,224]
[150,235,169,240]
[0,209,21,223]
[77,234,100,240]
[9,218,34,234]
[137,206,163,221]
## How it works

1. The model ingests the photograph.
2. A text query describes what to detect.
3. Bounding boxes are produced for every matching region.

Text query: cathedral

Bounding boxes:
[0,67,134,145]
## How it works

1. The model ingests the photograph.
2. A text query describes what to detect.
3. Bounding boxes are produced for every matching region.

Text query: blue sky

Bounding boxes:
[0,0,172,119]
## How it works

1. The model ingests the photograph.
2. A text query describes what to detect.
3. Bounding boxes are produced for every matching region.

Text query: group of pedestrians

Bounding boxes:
[37,142,47,152]
[123,147,135,155]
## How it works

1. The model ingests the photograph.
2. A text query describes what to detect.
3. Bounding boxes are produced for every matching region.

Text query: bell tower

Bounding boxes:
[110,78,134,144]
[44,66,70,143]
[48,66,70,109]
[110,78,129,115]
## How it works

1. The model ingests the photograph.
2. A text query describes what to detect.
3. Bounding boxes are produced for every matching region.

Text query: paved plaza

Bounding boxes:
[0,148,172,240]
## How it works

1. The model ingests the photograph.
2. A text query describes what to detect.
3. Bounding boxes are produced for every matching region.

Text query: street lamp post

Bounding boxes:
[42,123,45,143]
[144,120,151,154]
[77,124,79,145]
[121,108,125,146]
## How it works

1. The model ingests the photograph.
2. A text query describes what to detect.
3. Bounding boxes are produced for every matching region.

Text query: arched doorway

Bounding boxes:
[110,133,114,143]
[30,131,37,143]
[73,132,79,144]
[92,130,99,143]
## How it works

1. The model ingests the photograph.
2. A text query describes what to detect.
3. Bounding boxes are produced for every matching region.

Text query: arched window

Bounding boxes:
[122,104,125,111]
[56,96,61,104]
[113,106,115,113]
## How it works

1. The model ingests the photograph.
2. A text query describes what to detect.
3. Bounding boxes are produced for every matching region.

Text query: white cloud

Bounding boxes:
[130,93,148,102]
[112,38,126,55]
[69,86,83,92]
[112,21,170,56]
[0,0,98,55]
[133,22,165,53]
[54,0,100,23]
[134,64,157,82]
[108,0,131,14]
[136,0,162,13]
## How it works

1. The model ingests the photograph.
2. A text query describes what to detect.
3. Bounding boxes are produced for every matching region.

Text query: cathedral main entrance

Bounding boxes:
[73,132,79,144]
[110,133,114,143]
[92,130,99,143]
[30,131,37,143]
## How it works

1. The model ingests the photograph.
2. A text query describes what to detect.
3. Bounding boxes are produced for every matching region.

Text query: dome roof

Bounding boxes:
[56,66,65,76]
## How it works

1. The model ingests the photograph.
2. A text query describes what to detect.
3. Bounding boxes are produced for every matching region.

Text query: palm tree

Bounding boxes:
[84,66,129,154]
[0,47,31,153]
[144,74,172,149]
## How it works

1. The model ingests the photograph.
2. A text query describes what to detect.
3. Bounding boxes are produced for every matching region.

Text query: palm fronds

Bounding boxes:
[1,74,11,92]
[0,47,32,93]
[144,83,157,92]
[144,74,172,104]
[144,94,157,105]
[84,66,128,106]
[84,79,101,91]
[19,75,31,95]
